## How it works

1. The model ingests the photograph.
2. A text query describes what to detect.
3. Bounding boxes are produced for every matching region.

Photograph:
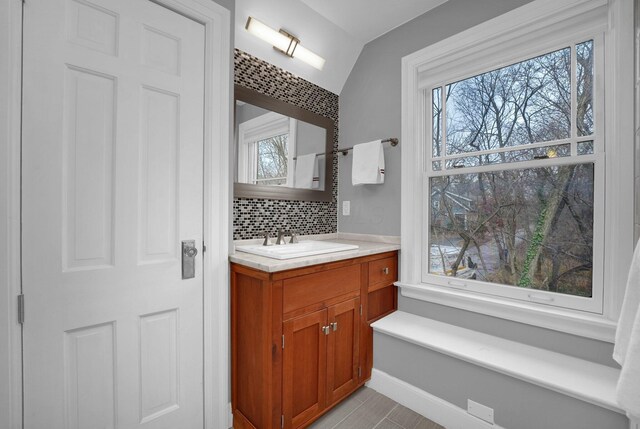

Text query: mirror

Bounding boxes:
[234,85,334,201]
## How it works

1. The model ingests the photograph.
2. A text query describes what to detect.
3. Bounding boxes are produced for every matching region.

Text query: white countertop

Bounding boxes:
[229,233,400,273]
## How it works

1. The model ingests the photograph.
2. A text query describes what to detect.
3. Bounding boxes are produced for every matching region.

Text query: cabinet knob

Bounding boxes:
[321,325,330,335]
[382,267,389,275]
[330,322,338,332]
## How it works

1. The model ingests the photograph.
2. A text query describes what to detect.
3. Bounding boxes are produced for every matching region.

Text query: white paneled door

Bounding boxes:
[22,0,206,427]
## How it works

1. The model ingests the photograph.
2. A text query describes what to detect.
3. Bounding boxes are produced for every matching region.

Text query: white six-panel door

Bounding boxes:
[22,0,206,427]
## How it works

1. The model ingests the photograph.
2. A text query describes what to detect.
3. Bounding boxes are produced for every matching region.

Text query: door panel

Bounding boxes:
[326,298,361,405]
[22,0,205,427]
[63,66,116,270]
[283,309,327,429]
[64,322,117,429]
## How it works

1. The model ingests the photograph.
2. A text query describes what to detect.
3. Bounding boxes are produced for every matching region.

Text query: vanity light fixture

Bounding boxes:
[245,16,326,70]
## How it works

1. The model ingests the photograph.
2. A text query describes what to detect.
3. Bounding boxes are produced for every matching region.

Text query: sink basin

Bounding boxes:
[235,240,359,260]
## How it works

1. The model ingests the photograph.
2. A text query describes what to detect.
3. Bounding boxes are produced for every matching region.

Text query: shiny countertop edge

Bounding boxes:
[229,234,400,273]
[232,232,400,246]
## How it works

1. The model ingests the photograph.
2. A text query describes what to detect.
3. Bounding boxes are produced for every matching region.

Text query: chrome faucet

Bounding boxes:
[261,230,273,246]
[276,228,287,245]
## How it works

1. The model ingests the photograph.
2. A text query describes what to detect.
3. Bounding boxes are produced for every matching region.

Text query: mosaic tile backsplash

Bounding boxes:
[233,49,338,239]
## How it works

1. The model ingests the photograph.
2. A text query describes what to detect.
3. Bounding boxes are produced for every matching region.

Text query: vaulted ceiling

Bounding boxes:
[234,0,449,94]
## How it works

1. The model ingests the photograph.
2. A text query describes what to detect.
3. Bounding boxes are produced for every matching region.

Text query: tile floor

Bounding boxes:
[308,387,445,429]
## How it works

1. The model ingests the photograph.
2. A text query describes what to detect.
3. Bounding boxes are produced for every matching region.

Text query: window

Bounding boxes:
[425,40,603,313]
[401,0,634,340]
[237,111,297,186]
[256,133,289,185]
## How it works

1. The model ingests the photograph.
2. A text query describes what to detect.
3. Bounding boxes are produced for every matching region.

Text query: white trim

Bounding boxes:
[0,0,24,427]
[602,0,635,322]
[180,1,232,428]
[237,111,295,186]
[153,1,232,427]
[371,311,622,413]
[422,12,606,314]
[367,368,506,429]
[398,281,617,342]
[3,1,231,428]
[227,402,234,429]
[145,3,232,427]
[400,0,634,338]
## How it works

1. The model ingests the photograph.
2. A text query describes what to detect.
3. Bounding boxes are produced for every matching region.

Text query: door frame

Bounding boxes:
[0,0,232,427]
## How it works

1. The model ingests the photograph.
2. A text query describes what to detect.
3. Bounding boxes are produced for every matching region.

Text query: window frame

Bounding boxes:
[400,0,634,342]
[237,111,297,186]
[422,35,606,314]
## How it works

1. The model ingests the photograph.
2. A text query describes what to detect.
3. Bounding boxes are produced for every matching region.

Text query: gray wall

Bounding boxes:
[374,334,627,429]
[236,102,270,125]
[338,0,533,235]
[338,0,625,427]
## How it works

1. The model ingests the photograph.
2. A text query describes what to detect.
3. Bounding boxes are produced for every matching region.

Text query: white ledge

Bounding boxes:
[371,311,622,414]
[397,281,617,343]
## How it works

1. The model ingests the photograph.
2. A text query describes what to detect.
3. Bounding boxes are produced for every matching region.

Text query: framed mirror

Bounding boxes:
[234,85,334,201]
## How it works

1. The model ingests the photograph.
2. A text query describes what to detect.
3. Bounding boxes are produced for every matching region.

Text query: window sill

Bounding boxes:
[396,281,617,343]
[371,311,622,413]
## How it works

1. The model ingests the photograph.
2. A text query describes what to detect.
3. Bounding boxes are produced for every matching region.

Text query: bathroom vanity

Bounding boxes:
[230,239,398,429]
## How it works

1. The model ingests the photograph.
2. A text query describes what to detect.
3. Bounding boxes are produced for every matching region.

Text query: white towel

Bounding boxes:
[294,154,318,189]
[352,140,385,185]
[613,239,640,420]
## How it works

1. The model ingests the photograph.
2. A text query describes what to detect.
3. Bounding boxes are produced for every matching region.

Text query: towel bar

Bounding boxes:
[338,138,399,156]
[292,138,399,160]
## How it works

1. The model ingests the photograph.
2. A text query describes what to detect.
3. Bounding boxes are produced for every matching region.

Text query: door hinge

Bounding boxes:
[282,334,285,349]
[358,366,362,378]
[359,304,363,315]
[281,414,284,428]
[203,242,206,252]
[17,294,24,325]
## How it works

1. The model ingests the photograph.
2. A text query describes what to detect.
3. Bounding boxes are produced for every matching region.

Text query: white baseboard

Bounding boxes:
[367,368,505,429]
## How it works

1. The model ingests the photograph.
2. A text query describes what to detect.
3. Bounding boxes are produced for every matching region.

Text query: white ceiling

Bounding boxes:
[299,0,449,44]
[235,0,449,94]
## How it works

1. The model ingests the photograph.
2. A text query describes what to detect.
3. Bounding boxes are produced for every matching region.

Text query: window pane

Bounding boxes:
[256,134,288,185]
[445,47,571,155]
[445,144,570,170]
[577,40,594,137]
[577,140,594,155]
[429,163,594,297]
[432,87,442,157]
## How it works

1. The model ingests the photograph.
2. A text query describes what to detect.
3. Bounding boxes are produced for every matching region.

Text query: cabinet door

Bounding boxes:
[283,308,327,429]
[326,297,361,405]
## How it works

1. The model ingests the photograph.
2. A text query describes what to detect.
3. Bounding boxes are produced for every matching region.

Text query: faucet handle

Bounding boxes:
[261,230,272,246]
[289,229,299,244]
[276,227,286,245]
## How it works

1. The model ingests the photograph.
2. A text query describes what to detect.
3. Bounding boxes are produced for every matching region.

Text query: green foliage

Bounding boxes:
[518,201,548,287]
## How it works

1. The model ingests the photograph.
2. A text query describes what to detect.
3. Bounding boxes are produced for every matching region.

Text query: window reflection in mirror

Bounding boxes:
[235,100,326,191]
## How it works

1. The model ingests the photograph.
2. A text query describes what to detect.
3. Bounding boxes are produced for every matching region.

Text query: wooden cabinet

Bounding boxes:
[231,251,397,429]
[283,308,327,428]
